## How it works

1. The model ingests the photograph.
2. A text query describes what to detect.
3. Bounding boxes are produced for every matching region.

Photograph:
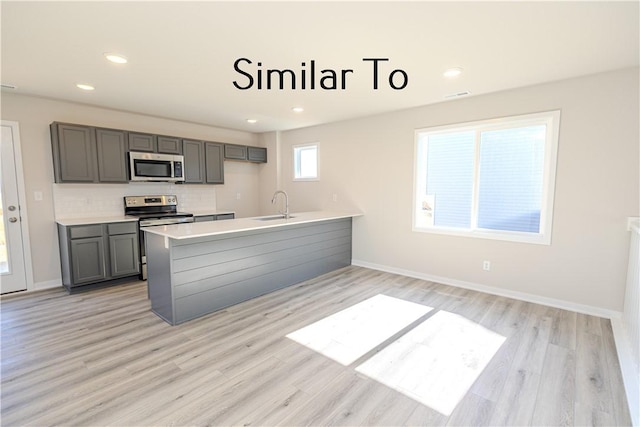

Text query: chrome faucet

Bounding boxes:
[271,190,290,219]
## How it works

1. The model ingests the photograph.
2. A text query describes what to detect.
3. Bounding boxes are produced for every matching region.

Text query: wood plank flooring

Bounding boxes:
[0,266,632,426]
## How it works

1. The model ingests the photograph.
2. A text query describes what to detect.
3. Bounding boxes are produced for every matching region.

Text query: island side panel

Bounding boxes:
[170,218,352,324]
[145,232,175,325]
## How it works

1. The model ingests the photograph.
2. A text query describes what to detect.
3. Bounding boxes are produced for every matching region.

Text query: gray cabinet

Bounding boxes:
[224,144,247,160]
[70,236,107,284]
[247,146,267,163]
[51,122,128,184]
[183,139,205,183]
[58,221,140,290]
[128,132,156,152]
[193,213,235,222]
[96,128,128,182]
[205,142,224,184]
[157,136,182,154]
[184,140,224,184]
[51,123,98,182]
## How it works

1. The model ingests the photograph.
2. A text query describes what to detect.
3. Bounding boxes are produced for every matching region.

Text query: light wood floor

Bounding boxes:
[0,266,631,426]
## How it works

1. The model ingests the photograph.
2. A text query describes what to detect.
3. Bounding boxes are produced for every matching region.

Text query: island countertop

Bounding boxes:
[142,211,362,240]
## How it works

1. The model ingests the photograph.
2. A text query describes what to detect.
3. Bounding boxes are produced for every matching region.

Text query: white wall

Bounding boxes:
[276,68,640,313]
[1,93,260,288]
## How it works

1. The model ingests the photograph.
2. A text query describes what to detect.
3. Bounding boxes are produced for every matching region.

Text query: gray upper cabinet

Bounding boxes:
[128,132,157,152]
[51,123,98,183]
[183,139,205,183]
[157,136,183,154]
[205,142,224,184]
[96,128,128,182]
[224,144,247,160]
[247,146,267,163]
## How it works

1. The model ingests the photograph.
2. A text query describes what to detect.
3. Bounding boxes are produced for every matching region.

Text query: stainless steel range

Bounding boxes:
[124,195,194,279]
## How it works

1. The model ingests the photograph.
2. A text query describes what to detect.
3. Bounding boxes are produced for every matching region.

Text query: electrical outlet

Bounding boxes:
[332,193,338,202]
[236,192,241,200]
[34,191,43,201]
[483,261,491,271]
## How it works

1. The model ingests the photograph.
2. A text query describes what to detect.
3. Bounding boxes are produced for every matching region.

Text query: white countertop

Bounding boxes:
[56,216,138,226]
[143,211,362,240]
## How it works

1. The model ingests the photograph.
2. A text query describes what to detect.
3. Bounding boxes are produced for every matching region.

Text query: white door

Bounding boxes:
[1,122,27,293]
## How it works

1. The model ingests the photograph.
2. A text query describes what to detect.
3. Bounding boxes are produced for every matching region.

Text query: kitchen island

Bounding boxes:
[143,211,361,325]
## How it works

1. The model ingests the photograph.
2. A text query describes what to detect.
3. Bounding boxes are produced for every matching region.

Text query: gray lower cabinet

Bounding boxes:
[70,236,107,284]
[58,221,140,290]
[193,213,235,222]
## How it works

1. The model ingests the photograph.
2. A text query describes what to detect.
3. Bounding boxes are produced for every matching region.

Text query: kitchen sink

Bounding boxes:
[254,215,296,221]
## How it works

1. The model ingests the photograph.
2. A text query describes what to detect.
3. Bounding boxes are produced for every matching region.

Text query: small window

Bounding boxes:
[293,143,319,181]
[413,111,560,245]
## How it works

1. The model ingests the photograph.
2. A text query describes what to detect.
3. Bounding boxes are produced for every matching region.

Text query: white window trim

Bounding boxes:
[293,142,320,182]
[412,110,561,245]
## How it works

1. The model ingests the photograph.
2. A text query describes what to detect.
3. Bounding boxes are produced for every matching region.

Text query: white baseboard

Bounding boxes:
[351,259,621,319]
[33,279,63,291]
[611,318,640,427]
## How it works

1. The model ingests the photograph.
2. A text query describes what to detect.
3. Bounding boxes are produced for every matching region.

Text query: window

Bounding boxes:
[413,111,560,244]
[293,143,319,181]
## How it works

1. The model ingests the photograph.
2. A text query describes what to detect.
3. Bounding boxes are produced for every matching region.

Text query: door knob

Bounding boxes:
[8,217,18,223]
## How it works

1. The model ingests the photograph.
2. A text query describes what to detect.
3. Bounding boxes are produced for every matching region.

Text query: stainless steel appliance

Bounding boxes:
[124,195,193,279]
[129,152,185,182]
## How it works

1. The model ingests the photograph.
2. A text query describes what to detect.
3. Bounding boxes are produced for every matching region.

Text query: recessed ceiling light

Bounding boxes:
[292,107,304,113]
[76,83,95,91]
[443,67,463,78]
[104,53,128,64]
[246,119,257,124]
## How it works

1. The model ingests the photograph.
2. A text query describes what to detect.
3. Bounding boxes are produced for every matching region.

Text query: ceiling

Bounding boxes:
[2,1,638,133]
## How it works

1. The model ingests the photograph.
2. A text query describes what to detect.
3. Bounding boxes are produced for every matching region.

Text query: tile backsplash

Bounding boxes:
[53,183,217,218]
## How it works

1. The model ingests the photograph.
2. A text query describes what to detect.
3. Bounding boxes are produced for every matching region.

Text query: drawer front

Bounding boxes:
[108,222,138,235]
[215,213,235,220]
[69,224,103,239]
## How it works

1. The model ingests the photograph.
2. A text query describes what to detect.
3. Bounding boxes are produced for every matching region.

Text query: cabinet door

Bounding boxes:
[247,146,267,163]
[183,139,205,183]
[205,142,225,184]
[70,237,106,285]
[224,144,247,160]
[52,123,97,182]
[128,132,157,152]
[109,234,140,277]
[96,128,128,182]
[157,136,182,154]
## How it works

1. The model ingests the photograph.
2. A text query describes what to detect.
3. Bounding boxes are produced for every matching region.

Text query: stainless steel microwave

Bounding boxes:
[129,152,185,182]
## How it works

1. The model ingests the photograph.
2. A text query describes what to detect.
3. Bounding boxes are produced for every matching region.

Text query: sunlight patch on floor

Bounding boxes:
[356,310,506,416]
[286,294,433,365]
